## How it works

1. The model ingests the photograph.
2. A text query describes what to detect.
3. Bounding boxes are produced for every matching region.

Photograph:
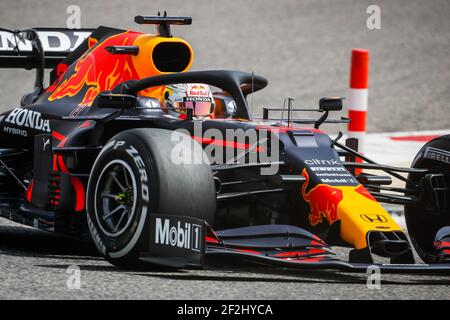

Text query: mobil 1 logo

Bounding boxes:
[148,214,205,264]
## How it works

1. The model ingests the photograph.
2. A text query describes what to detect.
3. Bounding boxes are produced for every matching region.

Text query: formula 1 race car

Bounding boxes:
[0,15,449,273]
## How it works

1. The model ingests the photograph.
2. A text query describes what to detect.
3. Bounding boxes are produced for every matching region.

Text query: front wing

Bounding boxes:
[140,214,450,274]
[205,224,450,274]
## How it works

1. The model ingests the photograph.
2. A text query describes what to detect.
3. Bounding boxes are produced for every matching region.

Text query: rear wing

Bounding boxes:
[0,28,93,69]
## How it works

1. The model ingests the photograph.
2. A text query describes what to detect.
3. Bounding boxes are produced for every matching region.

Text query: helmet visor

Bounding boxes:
[174,100,213,117]
[188,101,213,116]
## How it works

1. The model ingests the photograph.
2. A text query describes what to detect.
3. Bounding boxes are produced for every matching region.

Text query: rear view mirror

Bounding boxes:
[319,97,343,112]
[94,93,137,109]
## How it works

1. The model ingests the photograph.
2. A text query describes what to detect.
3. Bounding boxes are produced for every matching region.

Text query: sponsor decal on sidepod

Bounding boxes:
[5,108,50,133]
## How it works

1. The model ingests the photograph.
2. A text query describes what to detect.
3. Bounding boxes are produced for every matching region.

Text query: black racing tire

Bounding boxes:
[86,128,216,269]
[405,135,450,263]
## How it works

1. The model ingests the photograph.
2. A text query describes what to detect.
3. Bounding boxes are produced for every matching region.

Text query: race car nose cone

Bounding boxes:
[371,239,411,257]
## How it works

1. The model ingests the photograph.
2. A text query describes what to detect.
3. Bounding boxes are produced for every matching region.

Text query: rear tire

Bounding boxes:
[405,135,450,263]
[86,128,216,268]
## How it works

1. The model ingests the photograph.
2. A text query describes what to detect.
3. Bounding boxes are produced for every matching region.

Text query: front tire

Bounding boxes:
[86,128,216,268]
[405,135,450,263]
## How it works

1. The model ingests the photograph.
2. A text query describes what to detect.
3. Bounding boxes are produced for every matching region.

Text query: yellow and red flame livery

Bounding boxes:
[301,169,403,249]
[46,30,194,114]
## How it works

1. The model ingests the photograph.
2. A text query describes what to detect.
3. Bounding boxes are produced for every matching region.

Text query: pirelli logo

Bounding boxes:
[424,147,450,165]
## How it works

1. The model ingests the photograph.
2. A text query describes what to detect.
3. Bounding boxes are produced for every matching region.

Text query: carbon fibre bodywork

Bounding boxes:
[0,18,449,273]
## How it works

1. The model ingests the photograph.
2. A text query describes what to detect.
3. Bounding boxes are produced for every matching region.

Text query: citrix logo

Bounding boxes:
[305,158,340,165]
[155,218,201,251]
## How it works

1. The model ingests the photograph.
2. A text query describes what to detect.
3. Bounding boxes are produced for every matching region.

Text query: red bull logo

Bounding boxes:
[47,31,142,111]
[189,84,209,96]
[301,169,343,226]
[300,170,403,249]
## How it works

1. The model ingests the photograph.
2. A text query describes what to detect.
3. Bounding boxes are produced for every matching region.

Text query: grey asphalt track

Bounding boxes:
[0,0,450,300]
[0,0,449,132]
[1,216,450,300]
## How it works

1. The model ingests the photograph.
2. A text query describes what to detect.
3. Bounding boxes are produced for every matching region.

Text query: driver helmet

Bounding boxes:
[163,83,215,119]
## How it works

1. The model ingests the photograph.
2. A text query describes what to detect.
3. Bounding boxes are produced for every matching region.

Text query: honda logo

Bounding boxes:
[360,214,388,223]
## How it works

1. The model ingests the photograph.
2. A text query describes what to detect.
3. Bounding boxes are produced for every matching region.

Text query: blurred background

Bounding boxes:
[0,0,449,133]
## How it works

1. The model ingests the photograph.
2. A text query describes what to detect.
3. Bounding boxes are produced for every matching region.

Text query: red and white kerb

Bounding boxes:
[347,49,369,153]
